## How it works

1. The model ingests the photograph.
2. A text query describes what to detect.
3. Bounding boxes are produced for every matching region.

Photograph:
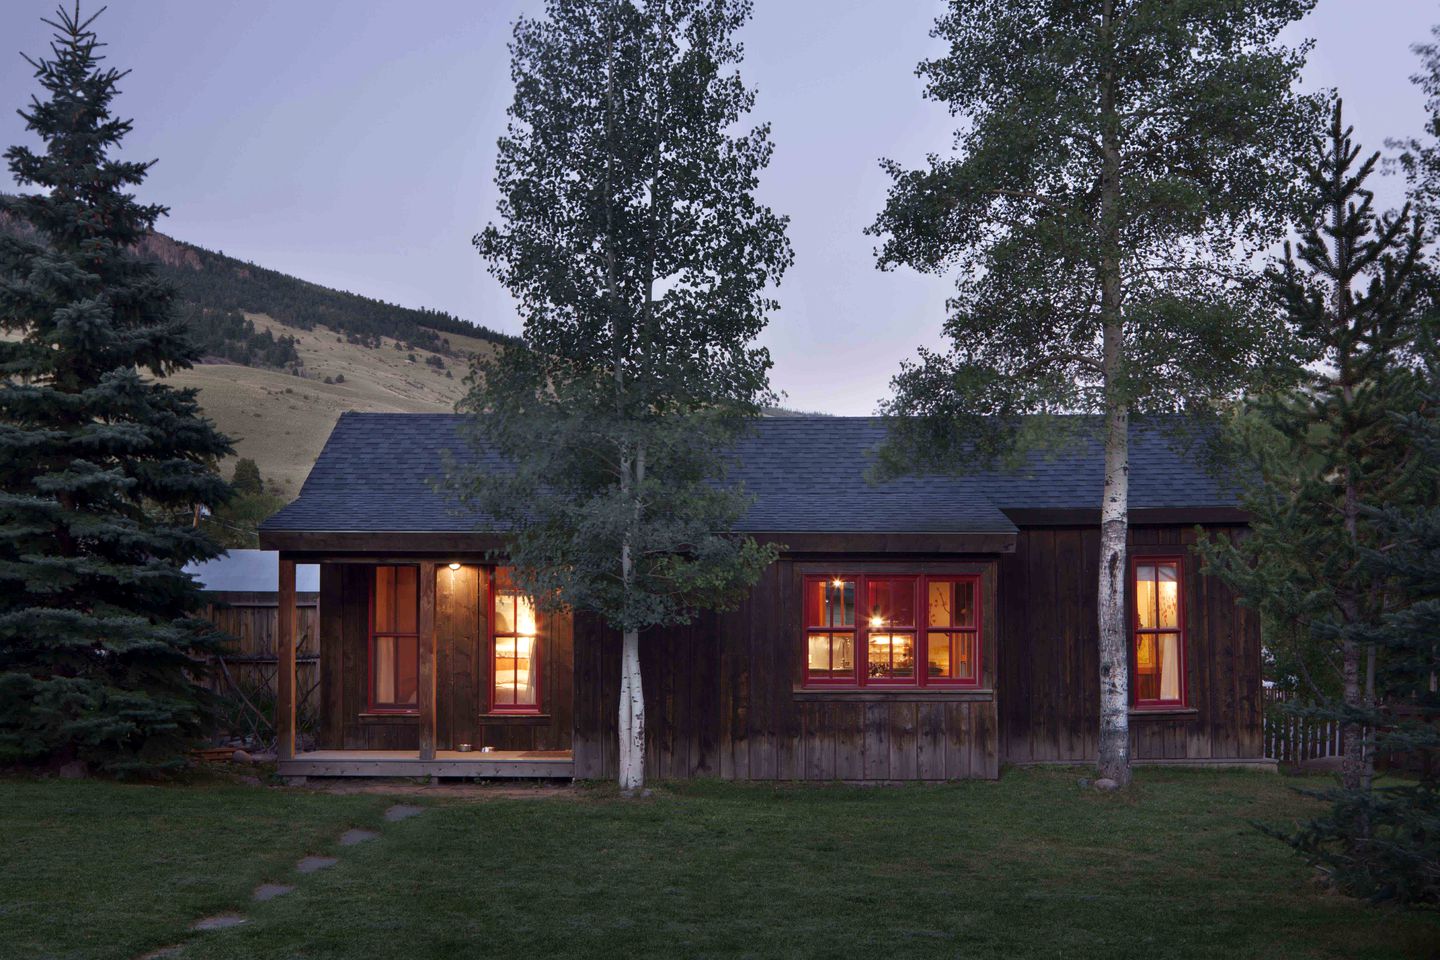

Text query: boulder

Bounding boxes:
[57,760,88,780]
[1093,777,1120,791]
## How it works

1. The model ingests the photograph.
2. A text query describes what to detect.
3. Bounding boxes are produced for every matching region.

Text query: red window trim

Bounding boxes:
[368,564,420,714]
[1129,554,1188,710]
[488,567,543,715]
[801,573,983,690]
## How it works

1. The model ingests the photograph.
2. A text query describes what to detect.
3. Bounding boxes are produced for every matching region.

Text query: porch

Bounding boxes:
[277,749,575,779]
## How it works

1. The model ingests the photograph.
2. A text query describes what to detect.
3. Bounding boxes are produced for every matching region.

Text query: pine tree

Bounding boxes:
[453,0,790,793]
[867,0,1320,785]
[1201,102,1432,793]
[231,458,263,496]
[0,6,233,774]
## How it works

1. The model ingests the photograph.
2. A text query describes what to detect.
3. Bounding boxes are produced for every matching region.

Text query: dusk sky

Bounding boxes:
[2,1,1436,415]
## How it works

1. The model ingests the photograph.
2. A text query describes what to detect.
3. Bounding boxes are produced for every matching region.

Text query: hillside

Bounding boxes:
[0,210,508,496]
[166,316,493,496]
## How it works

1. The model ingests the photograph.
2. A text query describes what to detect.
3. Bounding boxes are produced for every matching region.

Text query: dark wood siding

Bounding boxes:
[572,557,1002,781]
[317,563,573,752]
[996,524,1262,764]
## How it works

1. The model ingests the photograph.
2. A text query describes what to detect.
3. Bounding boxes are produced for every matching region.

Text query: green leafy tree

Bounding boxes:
[454,0,790,793]
[0,6,233,774]
[1201,105,1433,795]
[867,0,1320,784]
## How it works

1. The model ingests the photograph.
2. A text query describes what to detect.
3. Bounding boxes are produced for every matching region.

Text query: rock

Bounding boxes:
[339,828,379,846]
[384,804,423,822]
[1093,777,1120,791]
[238,775,263,787]
[249,751,277,764]
[295,855,338,874]
[191,913,247,931]
[1075,778,1092,790]
[253,883,295,902]
[231,749,253,764]
[57,760,88,780]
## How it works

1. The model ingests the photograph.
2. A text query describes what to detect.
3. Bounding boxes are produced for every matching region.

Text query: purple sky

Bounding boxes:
[2,1,1434,415]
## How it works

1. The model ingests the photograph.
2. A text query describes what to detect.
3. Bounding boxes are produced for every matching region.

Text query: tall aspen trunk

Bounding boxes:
[1095,0,1131,786]
[618,442,648,794]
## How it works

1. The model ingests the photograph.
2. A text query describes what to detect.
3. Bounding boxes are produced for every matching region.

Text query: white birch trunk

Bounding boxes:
[1097,393,1132,785]
[618,626,645,793]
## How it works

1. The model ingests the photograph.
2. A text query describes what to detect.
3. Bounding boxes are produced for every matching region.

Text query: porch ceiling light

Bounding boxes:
[448,562,461,571]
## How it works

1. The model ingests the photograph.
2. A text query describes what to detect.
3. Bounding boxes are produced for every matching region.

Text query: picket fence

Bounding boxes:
[1264,687,1344,764]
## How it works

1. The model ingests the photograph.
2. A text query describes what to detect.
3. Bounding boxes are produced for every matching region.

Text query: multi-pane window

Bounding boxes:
[926,578,978,683]
[492,567,540,713]
[804,578,856,682]
[370,565,419,711]
[803,573,982,688]
[1133,559,1185,706]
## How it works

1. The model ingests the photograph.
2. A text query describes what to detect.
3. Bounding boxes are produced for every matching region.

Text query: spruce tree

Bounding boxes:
[0,6,233,774]
[868,0,1320,785]
[1203,104,1432,792]
[454,0,790,793]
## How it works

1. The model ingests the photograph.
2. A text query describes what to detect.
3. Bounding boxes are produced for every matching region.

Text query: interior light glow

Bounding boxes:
[448,562,461,571]
[869,615,884,629]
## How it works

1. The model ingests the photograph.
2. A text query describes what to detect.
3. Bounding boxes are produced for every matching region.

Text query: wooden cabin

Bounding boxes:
[258,414,1266,781]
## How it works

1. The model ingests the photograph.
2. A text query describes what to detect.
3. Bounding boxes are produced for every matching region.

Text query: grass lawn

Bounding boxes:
[4,768,1436,960]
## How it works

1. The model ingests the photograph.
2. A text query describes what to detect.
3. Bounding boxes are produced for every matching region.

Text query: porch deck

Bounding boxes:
[277,749,574,779]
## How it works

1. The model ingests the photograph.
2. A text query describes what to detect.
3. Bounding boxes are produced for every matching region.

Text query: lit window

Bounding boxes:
[492,567,540,712]
[926,579,978,682]
[805,577,856,682]
[371,565,419,711]
[1134,560,1185,706]
[866,577,917,681]
[802,573,982,689]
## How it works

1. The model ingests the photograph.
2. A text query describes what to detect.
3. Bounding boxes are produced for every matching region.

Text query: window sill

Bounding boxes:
[793,688,994,703]
[1129,706,1199,718]
[477,713,551,725]
[358,712,418,723]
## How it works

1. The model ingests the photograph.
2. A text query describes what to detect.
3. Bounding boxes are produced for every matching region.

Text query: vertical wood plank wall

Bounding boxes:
[573,558,1003,782]
[996,524,1263,764]
[318,563,574,753]
[314,522,1261,777]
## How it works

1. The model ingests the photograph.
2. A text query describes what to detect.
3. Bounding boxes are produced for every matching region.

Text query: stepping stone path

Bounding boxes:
[163,804,426,952]
[296,855,339,874]
[253,883,295,902]
[191,914,247,932]
[339,828,379,846]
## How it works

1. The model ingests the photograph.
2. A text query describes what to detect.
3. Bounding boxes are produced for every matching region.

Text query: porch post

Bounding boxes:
[277,557,297,761]
[418,560,437,760]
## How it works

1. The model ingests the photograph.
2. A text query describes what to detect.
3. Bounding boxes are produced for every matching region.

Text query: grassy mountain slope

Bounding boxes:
[1,211,507,496]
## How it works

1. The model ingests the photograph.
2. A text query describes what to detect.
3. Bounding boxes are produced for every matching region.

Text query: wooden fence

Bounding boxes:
[1264,687,1344,764]
[201,591,321,741]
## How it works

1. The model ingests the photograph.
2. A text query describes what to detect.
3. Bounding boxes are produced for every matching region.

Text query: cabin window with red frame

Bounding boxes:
[370,565,419,711]
[492,567,540,712]
[1133,560,1185,706]
[802,573,982,689]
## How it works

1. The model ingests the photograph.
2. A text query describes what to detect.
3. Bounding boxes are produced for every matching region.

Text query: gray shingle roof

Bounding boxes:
[260,413,1239,535]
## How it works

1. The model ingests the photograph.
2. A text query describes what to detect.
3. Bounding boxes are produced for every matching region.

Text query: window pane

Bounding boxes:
[1159,632,1181,701]
[867,579,915,629]
[807,632,855,679]
[494,634,537,707]
[1135,565,1157,630]
[495,567,517,632]
[928,580,975,628]
[374,635,395,703]
[1136,633,1157,700]
[394,566,418,634]
[867,632,915,680]
[807,579,855,628]
[395,635,419,706]
[1157,563,1179,629]
[927,631,977,681]
[375,566,395,633]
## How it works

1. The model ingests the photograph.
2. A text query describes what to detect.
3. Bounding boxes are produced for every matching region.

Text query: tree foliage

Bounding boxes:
[452,0,790,791]
[868,0,1320,784]
[0,6,233,774]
